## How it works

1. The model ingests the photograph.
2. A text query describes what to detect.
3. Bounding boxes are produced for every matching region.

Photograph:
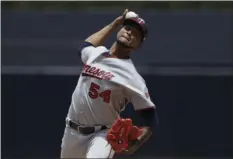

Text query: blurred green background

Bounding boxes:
[2,1,233,11]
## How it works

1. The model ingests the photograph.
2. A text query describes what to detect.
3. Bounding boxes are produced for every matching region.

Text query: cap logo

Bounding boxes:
[137,18,145,25]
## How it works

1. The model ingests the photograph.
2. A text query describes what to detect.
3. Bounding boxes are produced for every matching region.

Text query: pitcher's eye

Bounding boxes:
[125,26,131,31]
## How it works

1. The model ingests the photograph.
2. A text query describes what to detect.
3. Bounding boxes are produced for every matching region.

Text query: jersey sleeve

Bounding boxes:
[79,41,108,64]
[126,86,156,111]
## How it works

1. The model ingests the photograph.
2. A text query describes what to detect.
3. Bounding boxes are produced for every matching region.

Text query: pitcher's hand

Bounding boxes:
[113,9,129,27]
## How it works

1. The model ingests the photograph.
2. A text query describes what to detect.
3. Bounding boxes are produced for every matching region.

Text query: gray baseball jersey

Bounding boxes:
[67,42,155,128]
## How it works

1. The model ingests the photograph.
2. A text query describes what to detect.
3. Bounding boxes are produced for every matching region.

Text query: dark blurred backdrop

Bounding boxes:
[1,1,233,159]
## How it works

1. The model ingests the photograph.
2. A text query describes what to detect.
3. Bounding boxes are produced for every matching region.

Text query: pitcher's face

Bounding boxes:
[117,25,142,49]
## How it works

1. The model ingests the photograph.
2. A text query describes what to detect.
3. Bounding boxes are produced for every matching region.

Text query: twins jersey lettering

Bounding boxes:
[67,42,155,128]
[82,64,115,80]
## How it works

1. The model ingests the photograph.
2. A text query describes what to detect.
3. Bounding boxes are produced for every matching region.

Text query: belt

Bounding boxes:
[66,119,107,135]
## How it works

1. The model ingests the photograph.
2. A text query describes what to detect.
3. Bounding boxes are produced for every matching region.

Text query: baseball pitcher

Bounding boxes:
[60,9,158,158]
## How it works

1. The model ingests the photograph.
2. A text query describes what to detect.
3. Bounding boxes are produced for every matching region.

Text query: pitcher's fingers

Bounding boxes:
[123,9,129,16]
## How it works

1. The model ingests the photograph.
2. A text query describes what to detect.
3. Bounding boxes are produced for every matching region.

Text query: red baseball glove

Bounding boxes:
[106,117,152,154]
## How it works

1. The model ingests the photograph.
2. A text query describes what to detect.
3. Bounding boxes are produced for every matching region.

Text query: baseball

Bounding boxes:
[125,11,138,19]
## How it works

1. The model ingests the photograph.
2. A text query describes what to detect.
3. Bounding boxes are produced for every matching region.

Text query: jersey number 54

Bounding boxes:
[88,82,111,103]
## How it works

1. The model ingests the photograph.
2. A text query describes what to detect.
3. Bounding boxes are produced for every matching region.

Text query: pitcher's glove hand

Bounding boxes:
[106,118,152,155]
